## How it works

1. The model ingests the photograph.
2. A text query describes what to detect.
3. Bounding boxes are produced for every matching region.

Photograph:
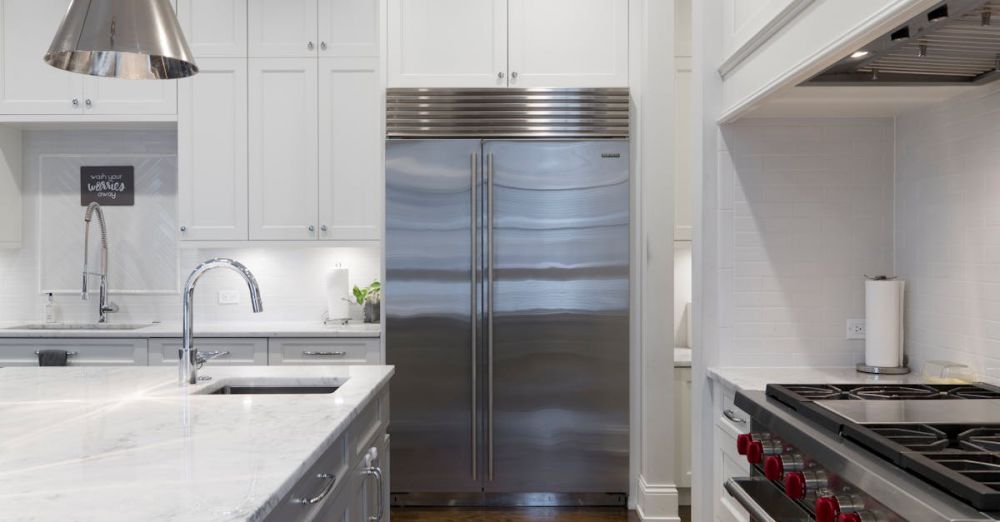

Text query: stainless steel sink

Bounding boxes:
[207,385,339,395]
[5,323,154,331]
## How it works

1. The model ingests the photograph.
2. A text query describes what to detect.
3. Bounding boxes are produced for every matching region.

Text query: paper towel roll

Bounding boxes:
[865,279,905,368]
[326,267,350,320]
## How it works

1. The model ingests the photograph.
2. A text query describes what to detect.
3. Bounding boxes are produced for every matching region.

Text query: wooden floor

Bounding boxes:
[390,507,691,521]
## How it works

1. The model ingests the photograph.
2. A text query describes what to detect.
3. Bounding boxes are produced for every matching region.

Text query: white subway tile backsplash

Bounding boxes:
[714,118,894,367]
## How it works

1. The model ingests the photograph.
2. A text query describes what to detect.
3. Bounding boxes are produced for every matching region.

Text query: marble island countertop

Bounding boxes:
[0,320,382,338]
[0,365,393,521]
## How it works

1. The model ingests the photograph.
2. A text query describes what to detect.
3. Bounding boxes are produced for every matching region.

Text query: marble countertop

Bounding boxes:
[0,365,393,522]
[707,366,932,391]
[0,321,381,338]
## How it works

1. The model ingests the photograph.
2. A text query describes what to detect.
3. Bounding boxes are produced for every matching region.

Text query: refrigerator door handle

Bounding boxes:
[486,152,495,482]
[470,152,479,482]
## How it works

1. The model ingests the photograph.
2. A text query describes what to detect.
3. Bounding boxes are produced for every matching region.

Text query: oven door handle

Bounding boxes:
[725,478,813,522]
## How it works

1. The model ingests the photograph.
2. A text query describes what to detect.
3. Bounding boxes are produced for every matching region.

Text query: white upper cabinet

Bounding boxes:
[0,0,84,115]
[248,58,319,240]
[319,0,380,57]
[507,0,628,88]
[388,0,507,88]
[318,57,382,241]
[388,0,628,88]
[177,0,248,57]
[249,0,319,58]
[178,58,248,241]
[0,0,178,117]
[81,77,177,115]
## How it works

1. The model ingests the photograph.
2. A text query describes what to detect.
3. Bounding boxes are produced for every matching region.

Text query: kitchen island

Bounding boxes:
[0,365,393,521]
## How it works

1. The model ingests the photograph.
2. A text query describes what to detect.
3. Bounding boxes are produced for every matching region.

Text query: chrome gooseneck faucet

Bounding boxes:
[82,202,118,323]
[181,258,263,385]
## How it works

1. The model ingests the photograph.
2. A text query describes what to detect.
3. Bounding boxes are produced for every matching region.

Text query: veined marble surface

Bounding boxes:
[707,366,930,391]
[0,320,381,339]
[0,365,393,521]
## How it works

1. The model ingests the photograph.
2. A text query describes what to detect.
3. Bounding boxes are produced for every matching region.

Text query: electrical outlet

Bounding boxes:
[847,319,866,340]
[218,290,240,305]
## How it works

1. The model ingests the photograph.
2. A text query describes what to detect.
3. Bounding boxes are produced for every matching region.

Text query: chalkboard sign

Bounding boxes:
[81,166,134,206]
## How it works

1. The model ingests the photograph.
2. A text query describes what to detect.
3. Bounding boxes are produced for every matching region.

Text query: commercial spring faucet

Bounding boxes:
[181,258,263,385]
[82,202,118,323]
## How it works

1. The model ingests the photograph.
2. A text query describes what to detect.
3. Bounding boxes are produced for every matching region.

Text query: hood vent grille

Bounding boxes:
[808,0,1000,85]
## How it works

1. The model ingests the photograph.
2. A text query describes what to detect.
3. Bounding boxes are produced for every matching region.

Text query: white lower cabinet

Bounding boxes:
[0,338,148,366]
[148,338,268,366]
[674,367,692,491]
[268,338,381,365]
[712,379,751,522]
[264,388,389,522]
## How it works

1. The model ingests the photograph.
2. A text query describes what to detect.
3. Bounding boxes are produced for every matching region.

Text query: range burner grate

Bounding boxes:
[848,385,942,400]
[961,428,1000,452]
[865,425,950,452]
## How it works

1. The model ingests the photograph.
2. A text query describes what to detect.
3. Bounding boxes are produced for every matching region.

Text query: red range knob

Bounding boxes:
[747,441,764,464]
[764,455,784,480]
[815,496,840,522]
[784,471,806,499]
[736,433,753,455]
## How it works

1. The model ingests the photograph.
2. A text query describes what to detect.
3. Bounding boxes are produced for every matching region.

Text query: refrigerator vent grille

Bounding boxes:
[386,88,630,138]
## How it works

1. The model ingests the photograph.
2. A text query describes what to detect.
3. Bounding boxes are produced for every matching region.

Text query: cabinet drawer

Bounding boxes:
[714,383,749,435]
[148,338,267,366]
[0,338,147,366]
[268,338,380,365]
[263,426,351,522]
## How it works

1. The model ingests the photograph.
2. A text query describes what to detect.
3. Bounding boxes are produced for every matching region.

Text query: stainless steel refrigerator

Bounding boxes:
[385,89,629,507]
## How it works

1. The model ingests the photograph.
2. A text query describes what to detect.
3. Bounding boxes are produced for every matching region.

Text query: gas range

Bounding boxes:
[731,383,1000,522]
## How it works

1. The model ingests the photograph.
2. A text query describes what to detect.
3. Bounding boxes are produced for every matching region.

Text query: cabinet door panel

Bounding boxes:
[0,0,84,114]
[0,338,147,366]
[318,58,382,241]
[387,0,506,87]
[319,0,379,57]
[249,0,319,57]
[177,0,247,57]
[248,59,319,240]
[178,58,248,240]
[268,338,380,365]
[148,338,267,366]
[82,77,178,115]
[508,0,628,87]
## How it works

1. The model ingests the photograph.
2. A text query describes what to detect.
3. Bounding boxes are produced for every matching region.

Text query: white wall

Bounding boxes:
[895,84,1000,375]
[0,130,380,326]
[714,118,894,367]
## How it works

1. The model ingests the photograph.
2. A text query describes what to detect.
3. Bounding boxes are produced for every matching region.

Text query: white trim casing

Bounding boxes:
[717,0,815,78]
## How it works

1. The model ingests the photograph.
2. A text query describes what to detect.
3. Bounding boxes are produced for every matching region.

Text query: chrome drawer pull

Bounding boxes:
[303,351,347,357]
[34,350,78,357]
[723,409,746,424]
[291,473,336,505]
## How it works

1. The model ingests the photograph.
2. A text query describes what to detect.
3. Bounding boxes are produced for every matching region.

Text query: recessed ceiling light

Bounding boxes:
[851,50,871,59]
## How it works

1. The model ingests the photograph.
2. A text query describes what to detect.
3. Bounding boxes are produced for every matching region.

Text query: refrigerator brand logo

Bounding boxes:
[601,153,621,159]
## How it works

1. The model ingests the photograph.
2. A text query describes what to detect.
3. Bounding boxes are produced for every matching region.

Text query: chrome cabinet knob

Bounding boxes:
[307,41,315,50]
[320,225,328,232]
[85,99,92,107]
[180,226,187,232]
[511,71,518,80]
[308,225,316,232]
[497,72,505,79]
[72,98,80,107]
[320,41,327,50]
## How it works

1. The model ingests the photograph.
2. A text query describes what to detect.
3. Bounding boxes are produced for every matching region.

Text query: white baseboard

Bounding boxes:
[635,475,681,521]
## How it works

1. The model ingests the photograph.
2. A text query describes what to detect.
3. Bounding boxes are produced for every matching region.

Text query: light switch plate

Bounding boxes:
[218,290,240,305]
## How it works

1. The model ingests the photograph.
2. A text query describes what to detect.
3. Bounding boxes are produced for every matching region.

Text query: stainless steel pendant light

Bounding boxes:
[44,0,198,80]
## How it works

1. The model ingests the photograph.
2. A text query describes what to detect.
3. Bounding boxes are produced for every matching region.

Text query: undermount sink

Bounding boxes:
[207,385,339,395]
[5,323,154,331]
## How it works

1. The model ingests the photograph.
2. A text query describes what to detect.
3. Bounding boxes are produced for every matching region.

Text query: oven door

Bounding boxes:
[725,478,813,522]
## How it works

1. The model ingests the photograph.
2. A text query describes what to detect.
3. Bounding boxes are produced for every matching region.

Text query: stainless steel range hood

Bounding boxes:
[807,0,1000,85]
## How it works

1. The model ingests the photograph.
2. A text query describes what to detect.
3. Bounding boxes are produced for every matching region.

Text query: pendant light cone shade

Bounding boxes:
[44,0,198,80]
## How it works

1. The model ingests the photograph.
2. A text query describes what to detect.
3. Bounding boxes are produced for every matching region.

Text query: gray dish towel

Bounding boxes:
[37,350,69,367]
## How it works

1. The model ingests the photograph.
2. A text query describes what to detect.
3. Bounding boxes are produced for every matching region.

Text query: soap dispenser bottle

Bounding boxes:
[44,293,58,323]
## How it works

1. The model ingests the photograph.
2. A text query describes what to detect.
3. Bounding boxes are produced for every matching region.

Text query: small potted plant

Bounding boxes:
[353,280,381,323]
